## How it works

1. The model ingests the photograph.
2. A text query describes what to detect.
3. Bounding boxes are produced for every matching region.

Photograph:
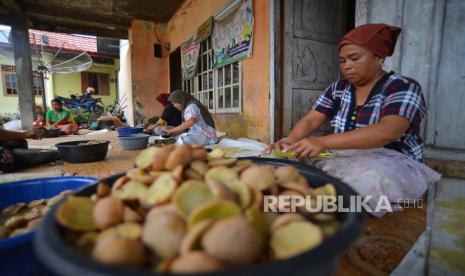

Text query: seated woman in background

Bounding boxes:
[162,90,217,145]
[46,98,78,134]
[146,93,182,135]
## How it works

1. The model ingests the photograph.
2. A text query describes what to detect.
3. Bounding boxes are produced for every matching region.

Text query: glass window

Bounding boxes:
[225,87,231,108]
[1,65,43,96]
[225,64,231,85]
[184,38,242,113]
[233,86,240,108]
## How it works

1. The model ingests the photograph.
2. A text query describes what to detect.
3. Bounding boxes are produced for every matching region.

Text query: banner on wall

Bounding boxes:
[212,0,254,68]
[197,17,213,42]
[181,34,200,81]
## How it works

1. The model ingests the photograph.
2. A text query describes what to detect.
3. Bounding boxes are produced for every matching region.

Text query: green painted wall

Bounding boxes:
[0,57,44,115]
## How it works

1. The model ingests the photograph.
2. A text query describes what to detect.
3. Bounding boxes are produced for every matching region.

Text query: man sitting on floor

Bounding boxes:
[0,126,47,172]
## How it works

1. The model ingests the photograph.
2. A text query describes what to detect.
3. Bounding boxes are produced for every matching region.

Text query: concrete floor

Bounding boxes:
[22,130,141,178]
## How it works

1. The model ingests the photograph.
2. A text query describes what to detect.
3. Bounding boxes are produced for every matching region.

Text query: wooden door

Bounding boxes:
[282,0,350,135]
[169,47,182,92]
[426,0,465,149]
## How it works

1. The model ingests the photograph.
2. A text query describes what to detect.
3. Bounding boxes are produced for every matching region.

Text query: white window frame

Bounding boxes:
[183,38,242,114]
[215,62,242,113]
[195,39,215,112]
[1,65,44,96]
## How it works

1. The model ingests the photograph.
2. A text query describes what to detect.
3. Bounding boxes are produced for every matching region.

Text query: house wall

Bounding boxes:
[130,0,271,142]
[356,0,465,161]
[0,57,119,115]
[0,57,44,115]
[53,60,119,107]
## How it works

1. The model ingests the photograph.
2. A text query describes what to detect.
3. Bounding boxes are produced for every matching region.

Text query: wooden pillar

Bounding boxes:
[10,12,35,130]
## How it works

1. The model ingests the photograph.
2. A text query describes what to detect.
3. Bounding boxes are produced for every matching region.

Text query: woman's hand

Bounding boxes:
[261,138,293,155]
[286,136,328,159]
[146,124,156,132]
[161,127,174,135]
[25,126,47,139]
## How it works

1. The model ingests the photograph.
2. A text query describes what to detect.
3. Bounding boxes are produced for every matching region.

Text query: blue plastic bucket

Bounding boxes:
[0,176,97,275]
[116,127,143,136]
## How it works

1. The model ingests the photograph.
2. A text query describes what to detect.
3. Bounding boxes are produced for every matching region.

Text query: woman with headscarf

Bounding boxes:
[265,24,440,216]
[146,93,182,134]
[162,90,217,145]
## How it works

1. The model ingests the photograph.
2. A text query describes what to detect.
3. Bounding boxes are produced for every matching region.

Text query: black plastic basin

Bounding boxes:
[55,140,110,163]
[35,157,365,276]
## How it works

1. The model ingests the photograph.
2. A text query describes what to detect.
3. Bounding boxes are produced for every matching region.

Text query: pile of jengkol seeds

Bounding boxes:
[57,144,340,273]
[0,190,72,240]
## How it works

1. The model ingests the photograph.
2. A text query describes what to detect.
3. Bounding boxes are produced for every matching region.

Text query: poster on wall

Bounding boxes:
[197,17,213,42]
[212,0,254,68]
[181,34,200,80]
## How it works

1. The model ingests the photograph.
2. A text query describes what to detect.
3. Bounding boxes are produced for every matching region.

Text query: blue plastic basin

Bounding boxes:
[116,127,143,136]
[117,133,150,150]
[0,176,97,275]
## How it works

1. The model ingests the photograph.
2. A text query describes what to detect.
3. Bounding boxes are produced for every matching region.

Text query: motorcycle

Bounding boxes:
[55,95,105,115]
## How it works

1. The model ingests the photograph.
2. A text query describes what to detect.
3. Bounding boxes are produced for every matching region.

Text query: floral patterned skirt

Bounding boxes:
[306,148,441,217]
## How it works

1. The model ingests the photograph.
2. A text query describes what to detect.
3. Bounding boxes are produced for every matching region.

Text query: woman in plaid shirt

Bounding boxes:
[271,24,426,162]
[266,24,440,215]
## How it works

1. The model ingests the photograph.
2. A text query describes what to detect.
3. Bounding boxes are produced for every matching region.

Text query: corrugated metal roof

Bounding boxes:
[29,29,98,54]
[0,28,99,54]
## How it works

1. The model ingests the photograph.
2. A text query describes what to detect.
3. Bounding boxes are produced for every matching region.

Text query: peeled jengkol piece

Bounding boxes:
[187,200,242,229]
[55,144,341,272]
[0,191,76,240]
[93,197,124,229]
[173,180,214,218]
[202,217,262,266]
[270,221,324,259]
[142,211,186,259]
[57,196,96,232]
[93,238,146,267]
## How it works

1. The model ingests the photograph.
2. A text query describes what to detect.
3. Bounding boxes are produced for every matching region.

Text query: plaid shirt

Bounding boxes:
[313,71,426,162]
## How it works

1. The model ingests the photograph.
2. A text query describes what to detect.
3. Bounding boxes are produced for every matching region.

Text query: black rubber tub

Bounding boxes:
[46,128,62,138]
[13,148,61,166]
[35,157,365,276]
[55,140,110,163]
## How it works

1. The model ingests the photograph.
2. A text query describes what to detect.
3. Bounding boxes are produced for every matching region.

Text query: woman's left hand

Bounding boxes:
[286,136,328,159]
[162,127,173,135]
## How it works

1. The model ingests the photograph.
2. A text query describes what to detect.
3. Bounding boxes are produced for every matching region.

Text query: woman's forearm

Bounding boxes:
[170,120,195,135]
[287,118,315,142]
[55,116,69,126]
[287,110,327,142]
[0,129,26,141]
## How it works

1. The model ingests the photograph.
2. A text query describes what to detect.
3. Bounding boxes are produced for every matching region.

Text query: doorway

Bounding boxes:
[279,0,355,137]
[169,47,182,92]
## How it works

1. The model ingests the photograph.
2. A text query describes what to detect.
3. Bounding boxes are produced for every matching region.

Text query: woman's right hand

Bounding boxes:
[146,124,155,131]
[26,126,47,139]
[261,138,293,156]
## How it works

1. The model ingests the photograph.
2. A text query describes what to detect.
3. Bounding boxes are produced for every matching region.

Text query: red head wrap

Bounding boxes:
[339,23,401,58]
[156,93,170,107]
